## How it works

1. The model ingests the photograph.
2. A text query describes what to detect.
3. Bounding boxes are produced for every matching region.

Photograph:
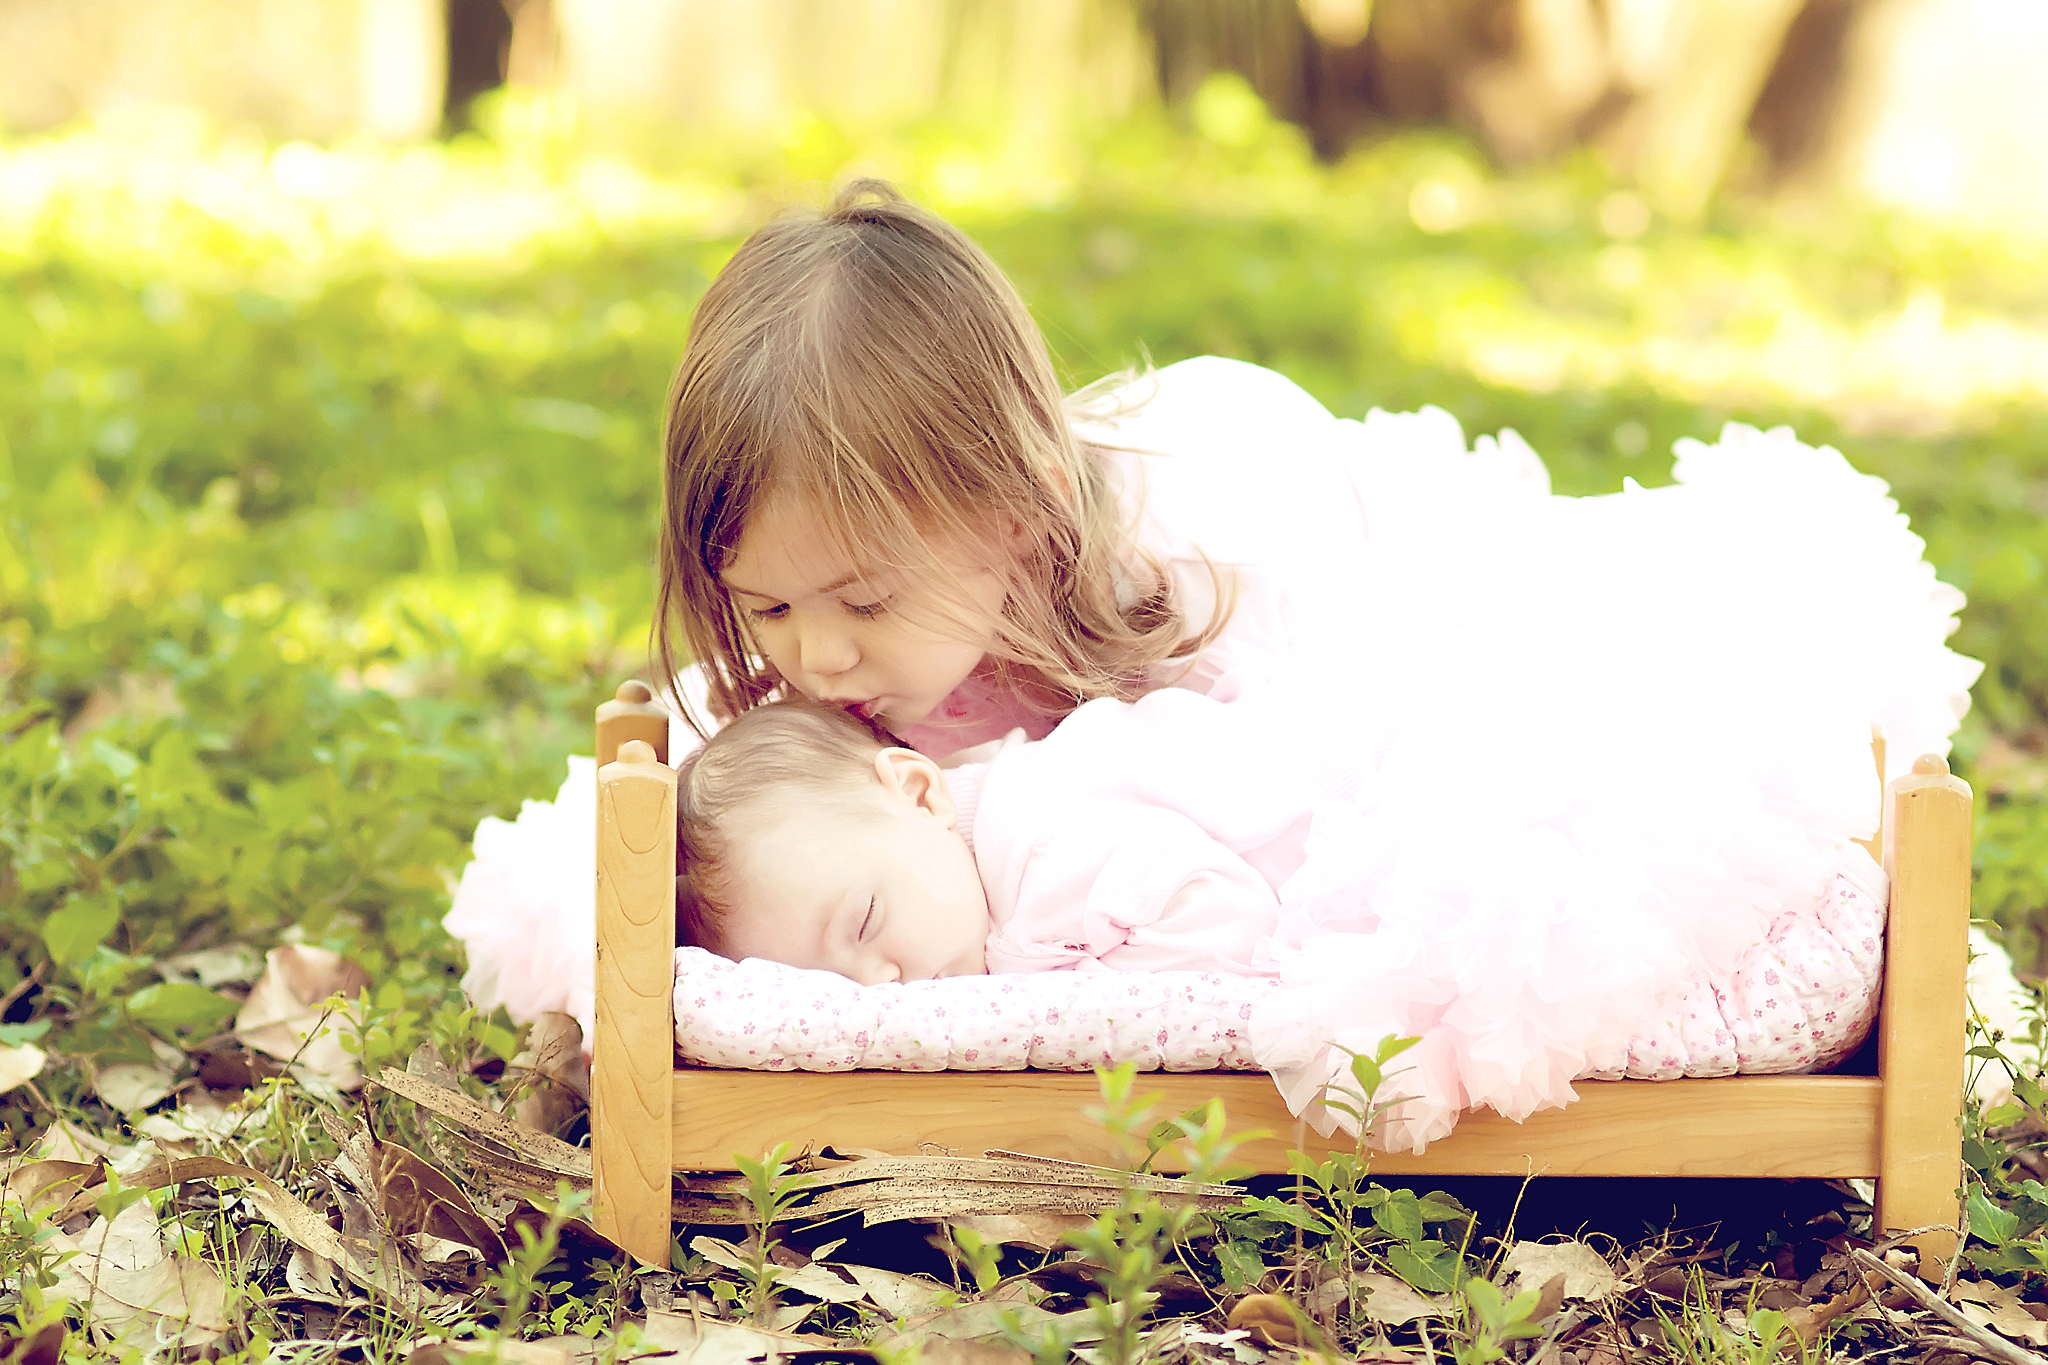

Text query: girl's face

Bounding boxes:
[721,493,1010,736]
[715,749,991,984]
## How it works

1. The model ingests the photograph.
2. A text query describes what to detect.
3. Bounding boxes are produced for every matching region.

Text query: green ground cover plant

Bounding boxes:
[2,87,2047,1357]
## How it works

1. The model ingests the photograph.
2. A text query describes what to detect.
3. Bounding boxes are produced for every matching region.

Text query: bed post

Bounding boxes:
[596,679,670,766]
[592,724,677,1266]
[1876,753,1972,1270]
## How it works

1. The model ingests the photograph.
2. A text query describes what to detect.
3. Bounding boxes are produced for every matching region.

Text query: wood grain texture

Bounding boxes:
[1877,753,1973,1265]
[669,1071,1882,1177]
[592,737,677,1266]
[596,680,669,766]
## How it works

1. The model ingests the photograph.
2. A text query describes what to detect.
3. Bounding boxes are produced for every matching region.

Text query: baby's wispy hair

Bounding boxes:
[674,699,893,954]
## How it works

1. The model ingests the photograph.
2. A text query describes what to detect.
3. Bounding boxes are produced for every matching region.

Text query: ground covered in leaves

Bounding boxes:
[4,90,2048,1361]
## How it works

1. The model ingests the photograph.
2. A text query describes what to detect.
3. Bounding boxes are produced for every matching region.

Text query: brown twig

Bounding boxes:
[0,961,47,1020]
[1851,1249,2048,1365]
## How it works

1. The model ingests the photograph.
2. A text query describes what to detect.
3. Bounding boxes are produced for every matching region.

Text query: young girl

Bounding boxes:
[445,181,1982,1093]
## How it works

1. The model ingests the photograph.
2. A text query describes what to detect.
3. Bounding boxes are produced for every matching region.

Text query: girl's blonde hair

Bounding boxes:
[655,179,1224,737]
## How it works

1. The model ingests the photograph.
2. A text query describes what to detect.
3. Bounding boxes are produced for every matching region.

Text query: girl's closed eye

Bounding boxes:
[856,896,877,941]
[842,596,891,619]
[743,601,789,622]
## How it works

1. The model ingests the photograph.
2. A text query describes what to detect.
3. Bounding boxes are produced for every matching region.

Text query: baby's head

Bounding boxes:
[675,700,990,984]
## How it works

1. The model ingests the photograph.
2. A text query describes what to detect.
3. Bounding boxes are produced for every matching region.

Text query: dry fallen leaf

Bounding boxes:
[842,1263,952,1319]
[235,944,370,1092]
[2,1160,100,1216]
[47,1196,228,1351]
[1355,1272,1450,1326]
[0,1043,46,1094]
[883,1300,1095,1352]
[374,1134,510,1268]
[687,1236,869,1305]
[92,1064,175,1114]
[510,1012,589,1136]
[1951,1279,2048,1348]
[1503,1240,1619,1303]
[640,1309,860,1363]
[30,1119,138,1169]
[136,1093,243,1144]
[159,945,265,988]
[950,1212,1091,1252]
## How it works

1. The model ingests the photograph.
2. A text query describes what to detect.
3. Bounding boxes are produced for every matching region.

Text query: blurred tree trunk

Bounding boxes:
[1160,0,1827,217]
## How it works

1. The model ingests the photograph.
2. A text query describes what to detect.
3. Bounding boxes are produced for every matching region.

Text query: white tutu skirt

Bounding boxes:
[444,756,600,1043]
[1248,422,1981,1151]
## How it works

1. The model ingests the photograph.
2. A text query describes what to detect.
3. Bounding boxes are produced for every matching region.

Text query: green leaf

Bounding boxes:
[89,738,140,780]
[44,890,121,965]
[1417,1190,1475,1223]
[1376,1035,1422,1065]
[1371,1188,1425,1243]
[127,982,238,1034]
[1239,1195,1333,1235]
[1389,1239,1463,1293]
[0,1021,51,1046]
[1985,1103,2028,1129]
[1970,1187,2022,1246]
[1216,1240,1264,1294]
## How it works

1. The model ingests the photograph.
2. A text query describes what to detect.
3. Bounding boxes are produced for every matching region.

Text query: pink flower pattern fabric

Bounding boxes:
[675,960,1260,1072]
[674,859,1886,1100]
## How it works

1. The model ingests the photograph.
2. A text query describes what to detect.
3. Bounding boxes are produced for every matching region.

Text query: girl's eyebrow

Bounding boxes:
[723,571,865,598]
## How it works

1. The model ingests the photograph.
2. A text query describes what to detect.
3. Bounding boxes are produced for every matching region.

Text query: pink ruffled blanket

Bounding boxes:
[674,851,1887,1136]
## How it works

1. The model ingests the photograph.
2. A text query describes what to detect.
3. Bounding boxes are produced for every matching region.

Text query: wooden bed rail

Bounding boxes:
[589,686,1972,1271]
[1877,752,1973,1265]
[590,680,677,1262]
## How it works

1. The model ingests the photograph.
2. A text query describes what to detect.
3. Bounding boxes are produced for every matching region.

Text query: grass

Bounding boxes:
[2,85,2047,1356]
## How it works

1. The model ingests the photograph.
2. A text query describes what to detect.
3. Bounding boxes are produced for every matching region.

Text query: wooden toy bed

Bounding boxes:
[583,682,1974,1271]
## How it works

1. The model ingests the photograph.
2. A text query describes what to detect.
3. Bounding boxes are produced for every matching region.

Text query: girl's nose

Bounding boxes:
[795,618,858,678]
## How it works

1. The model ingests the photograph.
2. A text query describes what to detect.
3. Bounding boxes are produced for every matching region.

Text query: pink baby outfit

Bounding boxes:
[938,422,1978,1153]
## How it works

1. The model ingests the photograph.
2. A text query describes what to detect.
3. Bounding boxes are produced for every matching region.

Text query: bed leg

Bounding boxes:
[592,737,677,1266]
[1876,754,1972,1271]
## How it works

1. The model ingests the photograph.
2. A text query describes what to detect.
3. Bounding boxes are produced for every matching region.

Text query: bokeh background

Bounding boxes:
[2,0,2045,1087]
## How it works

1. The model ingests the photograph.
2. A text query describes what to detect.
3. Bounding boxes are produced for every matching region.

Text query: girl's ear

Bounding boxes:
[874,747,959,829]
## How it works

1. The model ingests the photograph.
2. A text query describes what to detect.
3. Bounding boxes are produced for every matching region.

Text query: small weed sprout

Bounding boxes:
[939,1224,1003,1296]
[1655,1267,1831,1365]
[1052,1063,1250,1365]
[1221,1034,1480,1350]
[480,1182,587,1348]
[1452,1275,1546,1365]
[1956,976,2048,1274]
[732,1143,817,1323]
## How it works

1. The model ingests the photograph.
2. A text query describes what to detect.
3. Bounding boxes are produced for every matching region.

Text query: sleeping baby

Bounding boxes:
[676,693,1327,985]
[671,690,1876,1149]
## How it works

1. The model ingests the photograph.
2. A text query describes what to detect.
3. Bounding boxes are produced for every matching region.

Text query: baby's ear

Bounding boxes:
[874,747,958,828]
